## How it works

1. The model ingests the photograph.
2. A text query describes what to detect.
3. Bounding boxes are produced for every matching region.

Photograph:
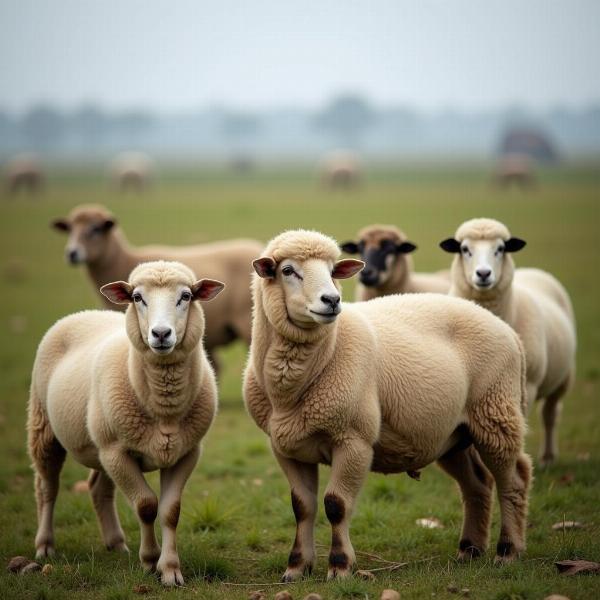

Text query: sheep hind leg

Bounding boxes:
[28,400,66,558]
[437,445,494,560]
[88,469,128,552]
[273,450,319,582]
[539,377,569,467]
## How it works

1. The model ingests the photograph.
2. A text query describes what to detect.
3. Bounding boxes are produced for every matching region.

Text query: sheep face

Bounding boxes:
[101,263,224,356]
[341,235,416,288]
[52,210,116,265]
[440,236,526,292]
[254,256,363,328]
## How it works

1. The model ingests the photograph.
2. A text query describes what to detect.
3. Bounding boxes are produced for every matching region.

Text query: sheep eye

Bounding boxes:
[180,291,192,302]
[496,246,505,254]
[461,246,470,255]
[282,266,294,277]
[132,293,143,303]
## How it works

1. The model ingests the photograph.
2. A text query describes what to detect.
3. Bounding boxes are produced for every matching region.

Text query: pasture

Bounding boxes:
[0,164,599,600]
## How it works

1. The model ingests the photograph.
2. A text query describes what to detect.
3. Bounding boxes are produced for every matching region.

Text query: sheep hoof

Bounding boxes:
[35,544,55,559]
[160,566,184,586]
[281,568,304,583]
[457,542,483,561]
[538,454,555,468]
[107,541,129,553]
[326,566,352,581]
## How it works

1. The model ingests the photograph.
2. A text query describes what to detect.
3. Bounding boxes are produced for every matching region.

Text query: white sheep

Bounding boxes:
[27,261,224,586]
[440,218,576,465]
[340,224,450,300]
[52,204,263,369]
[320,151,361,189]
[244,229,532,582]
[109,152,154,193]
[4,153,44,196]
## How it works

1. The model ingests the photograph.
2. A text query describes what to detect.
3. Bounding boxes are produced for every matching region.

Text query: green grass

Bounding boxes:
[1,164,599,599]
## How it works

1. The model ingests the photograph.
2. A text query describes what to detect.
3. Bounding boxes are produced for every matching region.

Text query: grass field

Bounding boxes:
[0,164,599,600]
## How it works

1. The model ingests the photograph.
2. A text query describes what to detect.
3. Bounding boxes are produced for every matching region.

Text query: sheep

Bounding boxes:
[243,229,532,582]
[493,154,536,190]
[109,152,153,193]
[4,153,44,196]
[51,204,263,367]
[340,224,450,300]
[320,151,361,189]
[27,261,224,586]
[440,218,576,465]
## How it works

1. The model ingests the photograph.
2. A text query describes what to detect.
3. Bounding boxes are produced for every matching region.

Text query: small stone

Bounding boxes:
[447,584,459,593]
[248,591,266,600]
[460,589,470,597]
[303,594,323,600]
[72,480,89,493]
[544,596,571,600]
[41,563,53,576]
[133,584,151,594]
[381,590,401,600]
[252,478,264,486]
[274,591,293,600]
[356,569,376,580]
[415,517,444,529]
[552,520,583,530]
[7,556,30,573]
[576,452,590,462]
[20,562,42,574]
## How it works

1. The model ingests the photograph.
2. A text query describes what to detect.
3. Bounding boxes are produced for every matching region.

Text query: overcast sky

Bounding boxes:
[1,0,599,113]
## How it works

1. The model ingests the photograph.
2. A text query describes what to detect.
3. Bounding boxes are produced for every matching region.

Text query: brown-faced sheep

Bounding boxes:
[340,224,450,300]
[28,261,223,585]
[440,218,576,465]
[110,152,153,193]
[51,204,262,365]
[4,154,44,196]
[244,229,531,581]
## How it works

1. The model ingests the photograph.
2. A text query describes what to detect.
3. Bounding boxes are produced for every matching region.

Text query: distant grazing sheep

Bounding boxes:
[340,224,449,300]
[244,229,531,581]
[493,154,536,189]
[28,261,223,585]
[110,152,153,193]
[441,218,576,464]
[4,154,44,196]
[320,152,361,189]
[52,204,263,368]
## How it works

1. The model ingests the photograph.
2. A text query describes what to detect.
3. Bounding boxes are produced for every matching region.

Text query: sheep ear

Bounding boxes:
[340,241,359,254]
[192,279,225,301]
[504,237,526,252]
[51,218,70,232]
[439,238,462,253]
[332,259,364,279]
[253,257,277,279]
[100,281,133,304]
[397,241,417,254]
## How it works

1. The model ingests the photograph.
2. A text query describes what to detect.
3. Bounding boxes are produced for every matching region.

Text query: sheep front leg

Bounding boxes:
[325,438,373,580]
[273,450,319,582]
[156,446,200,586]
[99,445,161,572]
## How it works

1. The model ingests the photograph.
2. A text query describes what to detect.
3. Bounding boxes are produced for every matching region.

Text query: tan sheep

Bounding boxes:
[244,229,531,582]
[51,204,262,366]
[340,224,450,300]
[440,218,576,465]
[320,151,361,189]
[109,152,153,193]
[27,261,223,586]
[4,153,44,196]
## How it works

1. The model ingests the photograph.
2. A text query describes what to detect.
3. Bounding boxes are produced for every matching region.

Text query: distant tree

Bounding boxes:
[114,110,156,144]
[71,104,109,147]
[313,94,375,148]
[21,105,65,149]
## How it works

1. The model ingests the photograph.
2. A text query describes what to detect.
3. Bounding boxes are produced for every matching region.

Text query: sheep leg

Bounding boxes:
[325,438,373,580]
[99,445,161,572]
[437,446,494,560]
[478,451,532,564]
[156,446,200,587]
[540,377,569,466]
[88,469,128,552]
[273,450,319,582]
[28,398,66,558]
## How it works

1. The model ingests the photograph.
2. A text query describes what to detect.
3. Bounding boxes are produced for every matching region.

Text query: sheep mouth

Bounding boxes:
[150,343,174,354]
[309,309,340,320]
[474,281,493,289]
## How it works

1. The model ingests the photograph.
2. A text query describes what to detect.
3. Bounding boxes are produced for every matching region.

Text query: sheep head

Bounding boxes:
[51,204,117,265]
[253,230,363,335]
[340,224,416,288]
[101,260,224,358]
[440,218,526,294]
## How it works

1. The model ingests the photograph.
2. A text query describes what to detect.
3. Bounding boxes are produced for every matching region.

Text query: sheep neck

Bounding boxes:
[128,348,200,420]
[380,254,412,294]
[86,230,139,290]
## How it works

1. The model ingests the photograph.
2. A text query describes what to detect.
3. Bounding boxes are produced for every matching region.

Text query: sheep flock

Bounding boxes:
[26,206,577,586]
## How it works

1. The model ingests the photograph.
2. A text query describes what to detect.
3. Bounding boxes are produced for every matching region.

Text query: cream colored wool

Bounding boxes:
[28,261,220,586]
[446,218,576,464]
[346,224,450,301]
[52,204,263,356]
[244,229,531,582]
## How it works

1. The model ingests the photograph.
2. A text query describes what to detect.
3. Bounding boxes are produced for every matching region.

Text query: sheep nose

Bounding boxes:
[476,268,492,280]
[67,249,78,264]
[321,294,340,309]
[151,326,172,342]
